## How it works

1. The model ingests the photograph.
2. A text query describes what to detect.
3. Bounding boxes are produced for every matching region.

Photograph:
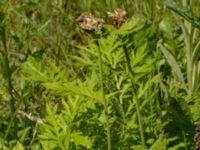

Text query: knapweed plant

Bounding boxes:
[0,0,199,149]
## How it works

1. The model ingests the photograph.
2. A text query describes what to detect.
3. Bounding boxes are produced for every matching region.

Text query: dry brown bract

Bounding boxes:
[107,8,127,28]
[76,12,104,32]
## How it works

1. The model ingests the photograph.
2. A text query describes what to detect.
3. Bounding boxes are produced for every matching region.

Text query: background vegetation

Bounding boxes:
[0,0,200,149]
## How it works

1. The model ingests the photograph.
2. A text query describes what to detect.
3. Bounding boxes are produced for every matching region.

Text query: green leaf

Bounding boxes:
[21,56,48,82]
[168,143,185,150]
[12,142,24,150]
[138,74,160,99]
[71,133,92,149]
[131,145,147,150]
[71,56,96,66]
[115,17,145,35]
[149,137,167,150]
[18,127,31,142]
[43,80,103,103]
[158,43,186,86]
[165,0,200,29]
[1,145,9,150]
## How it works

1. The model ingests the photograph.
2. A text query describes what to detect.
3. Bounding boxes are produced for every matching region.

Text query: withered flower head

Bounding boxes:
[107,8,127,28]
[76,12,104,32]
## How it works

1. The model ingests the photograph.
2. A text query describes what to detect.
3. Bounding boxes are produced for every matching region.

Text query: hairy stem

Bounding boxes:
[1,26,18,139]
[122,42,145,148]
[96,40,111,150]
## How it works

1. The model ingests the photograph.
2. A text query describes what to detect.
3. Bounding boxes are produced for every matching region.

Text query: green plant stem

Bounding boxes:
[96,40,111,150]
[1,26,17,138]
[4,91,24,141]
[122,42,145,148]
[183,131,188,150]
[134,0,139,15]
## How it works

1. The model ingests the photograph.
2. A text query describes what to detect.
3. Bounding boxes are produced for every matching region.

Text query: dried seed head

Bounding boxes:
[76,12,104,32]
[107,8,127,28]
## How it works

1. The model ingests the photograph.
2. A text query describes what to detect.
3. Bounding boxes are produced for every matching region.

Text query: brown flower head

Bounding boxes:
[107,8,127,28]
[76,12,104,32]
